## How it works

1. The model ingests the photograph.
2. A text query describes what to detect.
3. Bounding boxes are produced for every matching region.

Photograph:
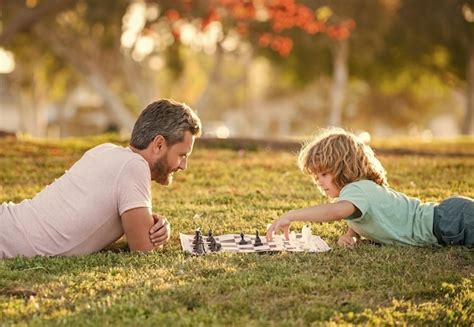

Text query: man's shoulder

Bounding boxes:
[87,143,132,158]
[88,143,121,153]
[85,143,147,169]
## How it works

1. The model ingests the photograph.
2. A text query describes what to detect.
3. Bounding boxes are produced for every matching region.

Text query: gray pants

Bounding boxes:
[433,196,474,246]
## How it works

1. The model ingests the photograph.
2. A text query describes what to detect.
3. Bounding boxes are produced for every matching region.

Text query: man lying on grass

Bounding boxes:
[0,99,201,259]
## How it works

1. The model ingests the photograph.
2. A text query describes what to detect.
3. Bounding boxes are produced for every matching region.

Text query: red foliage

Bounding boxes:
[163,0,356,56]
[259,33,293,56]
[201,8,220,29]
[165,9,181,22]
[326,19,356,40]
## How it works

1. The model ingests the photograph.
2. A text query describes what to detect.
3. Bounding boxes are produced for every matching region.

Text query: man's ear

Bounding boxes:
[152,135,166,154]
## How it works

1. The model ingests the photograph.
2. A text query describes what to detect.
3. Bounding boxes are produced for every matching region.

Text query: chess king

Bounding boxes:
[0,99,202,259]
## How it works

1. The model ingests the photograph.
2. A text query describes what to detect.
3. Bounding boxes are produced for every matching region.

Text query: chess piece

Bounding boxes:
[209,238,222,252]
[254,230,263,246]
[208,233,218,252]
[209,239,216,252]
[301,225,313,250]
[207,229,213,242]
[238,232,248,245]
[192,229,201,245]
[193,234,206,254]
[207,230,216,244]
[289,231,297,241]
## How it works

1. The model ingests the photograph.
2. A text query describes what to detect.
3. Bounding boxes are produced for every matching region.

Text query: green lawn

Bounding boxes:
[0,135,473,326]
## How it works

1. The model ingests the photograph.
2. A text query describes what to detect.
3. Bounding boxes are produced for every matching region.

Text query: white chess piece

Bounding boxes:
[301,225,312,243]
[273,234,284,250]
[289,231,297,241]
[300,225,312,249]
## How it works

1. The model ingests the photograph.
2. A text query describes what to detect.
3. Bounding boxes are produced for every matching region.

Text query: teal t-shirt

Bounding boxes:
[338,180,438,246]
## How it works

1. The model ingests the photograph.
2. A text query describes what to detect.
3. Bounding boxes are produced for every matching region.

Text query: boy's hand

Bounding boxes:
[337,234,357,248]
[266,214,292,241]
[149,213,170,247]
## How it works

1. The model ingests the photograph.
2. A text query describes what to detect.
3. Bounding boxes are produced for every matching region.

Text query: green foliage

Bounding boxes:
[0,135,473,325]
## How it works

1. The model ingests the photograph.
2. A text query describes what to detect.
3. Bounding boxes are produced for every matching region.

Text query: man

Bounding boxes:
[0,99,201,258]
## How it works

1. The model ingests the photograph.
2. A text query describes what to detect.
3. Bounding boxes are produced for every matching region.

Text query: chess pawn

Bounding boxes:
[254,230,263,246]
[301,224,312,248]
[207,229,213,242]
[239,232,248,245]
[192,229,202,245]
[194,237,206,254]
[289,231,297,242]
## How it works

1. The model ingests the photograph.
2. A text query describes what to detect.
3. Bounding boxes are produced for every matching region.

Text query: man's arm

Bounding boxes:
[121,207,156,252]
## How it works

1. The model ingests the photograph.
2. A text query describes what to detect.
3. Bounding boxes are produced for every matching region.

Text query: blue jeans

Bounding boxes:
[433,196,474,246]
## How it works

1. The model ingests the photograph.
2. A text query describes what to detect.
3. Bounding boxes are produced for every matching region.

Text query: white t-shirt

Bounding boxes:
[0,143,152,258]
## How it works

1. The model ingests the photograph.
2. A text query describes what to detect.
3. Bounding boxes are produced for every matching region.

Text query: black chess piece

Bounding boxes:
[209,239,220,252]
[208,240,215,252]
[207,229,216,243]
[254,230,263,246]
[238,232,248,245]
[193,234,206,254]
[192,229,201,245]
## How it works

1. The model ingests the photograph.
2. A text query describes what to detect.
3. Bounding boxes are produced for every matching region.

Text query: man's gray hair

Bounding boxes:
[130,99,201,149]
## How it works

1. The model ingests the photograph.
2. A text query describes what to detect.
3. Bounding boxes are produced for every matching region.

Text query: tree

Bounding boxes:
[359,0,474,135]
[148,0,355,124]
[2,0,139,135]
[398,0,474,135]
[2,0,355,135]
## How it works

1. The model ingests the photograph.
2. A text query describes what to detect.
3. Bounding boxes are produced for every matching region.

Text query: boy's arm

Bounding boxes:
[266,200,356,240]
[284,200,356,223]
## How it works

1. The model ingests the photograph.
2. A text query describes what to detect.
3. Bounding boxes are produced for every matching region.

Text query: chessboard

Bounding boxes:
[180,231,331,255]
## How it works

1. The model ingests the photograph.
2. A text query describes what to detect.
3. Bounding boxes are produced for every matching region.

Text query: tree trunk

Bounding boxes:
[122,52,157,110]
[35,27,136,134]
[192,44,224,116]
[462,45,474,135]
[328,39,349,127]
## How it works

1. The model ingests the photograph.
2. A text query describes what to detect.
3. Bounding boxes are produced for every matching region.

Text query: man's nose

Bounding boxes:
[179,157,188,170]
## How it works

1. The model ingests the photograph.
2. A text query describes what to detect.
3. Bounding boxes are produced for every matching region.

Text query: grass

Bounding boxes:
[0,135,473,326]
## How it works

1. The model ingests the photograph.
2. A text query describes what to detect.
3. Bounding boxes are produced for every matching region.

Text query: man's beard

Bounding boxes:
[153,157,174,185]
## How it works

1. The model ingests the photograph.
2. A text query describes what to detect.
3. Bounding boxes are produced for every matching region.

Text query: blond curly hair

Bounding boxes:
[298,128,388,191]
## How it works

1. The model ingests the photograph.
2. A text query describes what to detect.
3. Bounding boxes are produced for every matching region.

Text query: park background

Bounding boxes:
[0,1,473,326]
[1,0,473,139]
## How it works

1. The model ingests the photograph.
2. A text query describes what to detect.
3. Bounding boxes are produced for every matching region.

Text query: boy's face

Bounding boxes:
[314,171,340,198]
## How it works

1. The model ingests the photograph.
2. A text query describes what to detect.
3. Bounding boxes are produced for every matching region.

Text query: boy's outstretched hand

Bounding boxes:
[266,214,292,241]
[149,213,170,247]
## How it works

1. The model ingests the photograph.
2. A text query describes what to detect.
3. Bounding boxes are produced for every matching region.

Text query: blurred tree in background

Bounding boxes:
[0,0,472,137]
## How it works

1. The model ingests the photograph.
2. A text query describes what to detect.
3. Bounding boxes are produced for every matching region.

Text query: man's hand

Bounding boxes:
[149,213,170,247]
[337,234,357,248]
[266,214,293,241]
